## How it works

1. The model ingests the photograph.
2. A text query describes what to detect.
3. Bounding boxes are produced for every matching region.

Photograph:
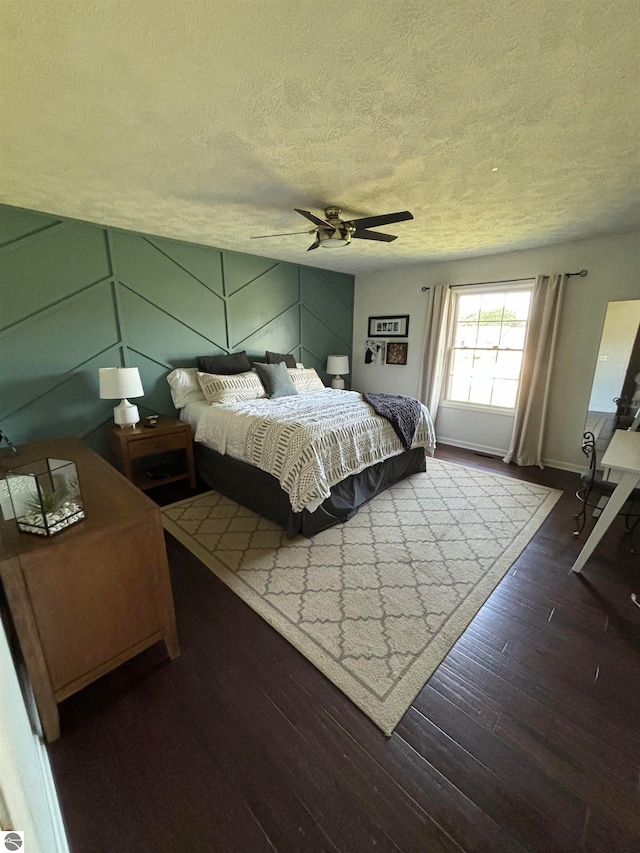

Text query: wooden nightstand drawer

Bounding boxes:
[127,430,187,459]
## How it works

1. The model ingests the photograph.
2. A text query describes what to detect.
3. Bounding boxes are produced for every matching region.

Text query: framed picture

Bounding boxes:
[368,315,410,338]
[386,341,408,365]
[365,339,386,364]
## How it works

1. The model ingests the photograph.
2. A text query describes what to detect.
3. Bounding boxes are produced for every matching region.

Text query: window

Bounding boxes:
[444,285,532,410]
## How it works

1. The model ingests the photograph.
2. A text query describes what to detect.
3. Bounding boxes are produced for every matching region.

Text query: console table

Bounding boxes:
[572,429,640,573]
[0,437,180,742]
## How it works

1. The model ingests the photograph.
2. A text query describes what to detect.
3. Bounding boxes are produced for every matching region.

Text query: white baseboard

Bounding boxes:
[436,437,507,458]
[437,438,582,475]
[540,458,584,474]
[19,662,69,853]
[35,737,69,853]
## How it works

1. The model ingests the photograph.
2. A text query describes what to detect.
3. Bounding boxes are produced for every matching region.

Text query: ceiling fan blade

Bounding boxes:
[352,229,398,242]
[251,230,314,239]
[295,208,335,230]
[307,237,320,251]
[348,210,413,230]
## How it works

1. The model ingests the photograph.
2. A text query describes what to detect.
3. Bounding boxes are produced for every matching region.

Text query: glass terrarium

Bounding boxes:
[6,458,85,536]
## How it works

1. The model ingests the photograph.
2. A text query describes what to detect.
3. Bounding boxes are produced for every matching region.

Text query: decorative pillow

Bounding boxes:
[195,350,251,375]
[265,350,297,369]
[166,367,206,409]
[254,362,298,399]
[197,370,266,404]
[287,367,326,393]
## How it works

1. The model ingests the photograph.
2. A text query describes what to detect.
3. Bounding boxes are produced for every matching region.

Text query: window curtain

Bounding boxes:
[419,284,451,422]
[503,273,566,468]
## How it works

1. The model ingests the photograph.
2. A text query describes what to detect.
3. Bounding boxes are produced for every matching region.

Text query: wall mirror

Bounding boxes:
[584,299,640,450]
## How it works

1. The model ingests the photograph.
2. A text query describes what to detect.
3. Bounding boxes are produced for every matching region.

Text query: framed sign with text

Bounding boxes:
[367,315,409,338]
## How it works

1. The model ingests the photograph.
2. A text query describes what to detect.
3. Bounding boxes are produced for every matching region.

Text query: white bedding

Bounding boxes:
[187,389,436,514]
[180,400,208,431]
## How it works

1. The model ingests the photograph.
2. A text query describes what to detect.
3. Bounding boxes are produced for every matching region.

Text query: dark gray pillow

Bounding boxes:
[254,362,298,398]
[265,350,296,368]
[196,350,251,375]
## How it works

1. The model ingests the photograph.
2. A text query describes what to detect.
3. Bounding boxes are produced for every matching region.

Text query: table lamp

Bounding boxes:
[326,355,349,390]
[99,367,144,427]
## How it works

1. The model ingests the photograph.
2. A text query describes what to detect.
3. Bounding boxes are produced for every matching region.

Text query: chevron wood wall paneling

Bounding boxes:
[300,268,353,344]
[227,262,299,348]
[0,208,59,249]
[0,204,354,448]
[111,230,229,348]
[1,222,110,330]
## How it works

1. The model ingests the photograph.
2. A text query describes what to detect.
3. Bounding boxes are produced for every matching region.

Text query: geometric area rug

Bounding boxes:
[161,460,562,735]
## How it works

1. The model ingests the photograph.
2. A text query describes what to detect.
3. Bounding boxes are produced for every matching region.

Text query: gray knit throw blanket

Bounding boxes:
[362,392,423,450]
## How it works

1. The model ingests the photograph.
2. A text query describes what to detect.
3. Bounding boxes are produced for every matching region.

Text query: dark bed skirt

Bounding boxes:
[194,444,427,538]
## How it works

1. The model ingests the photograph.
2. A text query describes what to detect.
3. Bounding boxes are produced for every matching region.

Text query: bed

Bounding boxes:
[168,362,436,538]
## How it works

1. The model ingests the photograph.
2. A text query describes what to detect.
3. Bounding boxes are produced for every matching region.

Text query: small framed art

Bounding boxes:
[386,341,408,365]
[367,315,409,338]
[365,340,386,364]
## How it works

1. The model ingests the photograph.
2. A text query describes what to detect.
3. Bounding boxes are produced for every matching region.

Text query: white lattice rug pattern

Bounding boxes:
[162,459,562,734]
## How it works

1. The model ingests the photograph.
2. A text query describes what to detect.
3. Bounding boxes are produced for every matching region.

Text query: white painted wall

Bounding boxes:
[0,621,68,852]
[352,230,640,471]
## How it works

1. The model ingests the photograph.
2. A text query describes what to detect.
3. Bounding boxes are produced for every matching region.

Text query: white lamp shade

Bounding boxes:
[326,355,349,376]
[99,367,144,399]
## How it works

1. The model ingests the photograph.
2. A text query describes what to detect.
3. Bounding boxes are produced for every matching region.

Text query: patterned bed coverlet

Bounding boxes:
[194,389,436,513]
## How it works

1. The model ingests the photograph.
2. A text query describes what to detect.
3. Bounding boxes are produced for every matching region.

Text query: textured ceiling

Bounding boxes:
[1,0,639,274]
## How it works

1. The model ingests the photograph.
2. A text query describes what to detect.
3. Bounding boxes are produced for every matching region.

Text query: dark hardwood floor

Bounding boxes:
[48,446,640,853]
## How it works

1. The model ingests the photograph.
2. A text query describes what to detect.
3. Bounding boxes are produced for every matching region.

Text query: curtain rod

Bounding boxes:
[420,269,588,292]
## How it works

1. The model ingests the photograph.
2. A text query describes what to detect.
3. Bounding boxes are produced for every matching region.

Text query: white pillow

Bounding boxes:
[166,367,206,409]
[198,370,266,404]
[287,367,325,393]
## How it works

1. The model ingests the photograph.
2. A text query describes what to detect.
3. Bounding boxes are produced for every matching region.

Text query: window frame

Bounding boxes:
[440,280,534,414]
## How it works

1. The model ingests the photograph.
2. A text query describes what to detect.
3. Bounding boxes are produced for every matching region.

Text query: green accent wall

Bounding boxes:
[0,205,354,455]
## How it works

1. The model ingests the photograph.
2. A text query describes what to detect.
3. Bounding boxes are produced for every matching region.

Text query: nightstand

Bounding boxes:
[106,416,197,491]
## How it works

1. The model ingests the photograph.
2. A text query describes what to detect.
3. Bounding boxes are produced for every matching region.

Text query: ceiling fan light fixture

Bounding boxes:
[318,228,351,248]
[255,206,413,249]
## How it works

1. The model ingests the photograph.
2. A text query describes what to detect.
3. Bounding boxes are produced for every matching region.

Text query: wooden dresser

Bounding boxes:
[0,437,179,742]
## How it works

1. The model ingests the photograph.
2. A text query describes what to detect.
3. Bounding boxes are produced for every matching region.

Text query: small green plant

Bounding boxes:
[66,475,80,497]
[24,485,69,516]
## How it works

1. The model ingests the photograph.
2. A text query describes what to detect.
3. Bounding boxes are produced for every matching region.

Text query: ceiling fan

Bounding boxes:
[251,206,414,251]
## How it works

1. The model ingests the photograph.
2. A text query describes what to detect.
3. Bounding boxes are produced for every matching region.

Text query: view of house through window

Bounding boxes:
[445,286,533,409]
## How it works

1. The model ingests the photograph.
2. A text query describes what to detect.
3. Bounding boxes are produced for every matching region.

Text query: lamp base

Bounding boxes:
[113,399,140,427]
[331,376,345,390]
